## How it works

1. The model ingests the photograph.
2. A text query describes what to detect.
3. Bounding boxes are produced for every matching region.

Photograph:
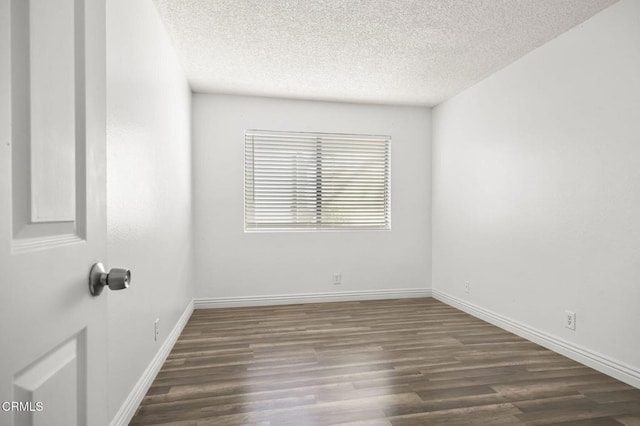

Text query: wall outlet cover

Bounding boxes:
[565,311,576,331]
[154,318,160,341]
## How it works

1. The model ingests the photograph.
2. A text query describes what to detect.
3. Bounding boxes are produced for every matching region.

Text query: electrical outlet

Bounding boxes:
[565,311,576,331]
[464,281,470,294]
[154,318,160,341]
[333,273,342,285]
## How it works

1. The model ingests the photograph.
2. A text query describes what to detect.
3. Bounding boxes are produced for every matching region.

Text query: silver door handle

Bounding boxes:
[89,262,131,296]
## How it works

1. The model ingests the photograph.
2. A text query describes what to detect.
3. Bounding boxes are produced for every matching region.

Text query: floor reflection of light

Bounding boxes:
[239,347,396,425]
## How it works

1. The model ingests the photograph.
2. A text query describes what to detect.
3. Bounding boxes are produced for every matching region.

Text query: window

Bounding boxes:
[245,130,391,231]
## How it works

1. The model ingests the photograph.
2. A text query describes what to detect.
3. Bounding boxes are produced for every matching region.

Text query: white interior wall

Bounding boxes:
[106,0,193,420]
[432,0,640,384]
[193,94,431,303]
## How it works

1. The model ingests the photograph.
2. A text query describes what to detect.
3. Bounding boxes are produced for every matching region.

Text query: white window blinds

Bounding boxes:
[245,130,391,231]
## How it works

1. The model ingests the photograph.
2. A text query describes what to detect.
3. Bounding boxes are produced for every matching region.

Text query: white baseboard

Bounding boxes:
[432,289,640,389]
[109,300,194,426]
[195,288,432,309]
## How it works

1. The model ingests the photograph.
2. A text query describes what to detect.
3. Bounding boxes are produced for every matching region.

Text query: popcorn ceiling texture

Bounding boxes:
[153,0,616,106]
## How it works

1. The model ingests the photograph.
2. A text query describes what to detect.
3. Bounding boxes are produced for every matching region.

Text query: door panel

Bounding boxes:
[28,0,77,223]
[11,0,86,248]
[13,334,83,426]
[0,0,107,425]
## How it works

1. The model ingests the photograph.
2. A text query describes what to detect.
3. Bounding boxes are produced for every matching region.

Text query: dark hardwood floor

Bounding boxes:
[131,298,640,425]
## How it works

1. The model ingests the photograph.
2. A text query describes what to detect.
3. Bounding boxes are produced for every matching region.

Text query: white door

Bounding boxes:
[0,0,108,425]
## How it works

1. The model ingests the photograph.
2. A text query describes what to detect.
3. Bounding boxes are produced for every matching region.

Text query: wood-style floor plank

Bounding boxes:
[130,298,640,425]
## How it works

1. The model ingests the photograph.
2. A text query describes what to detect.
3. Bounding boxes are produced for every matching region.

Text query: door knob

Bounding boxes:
[89,262,131,296]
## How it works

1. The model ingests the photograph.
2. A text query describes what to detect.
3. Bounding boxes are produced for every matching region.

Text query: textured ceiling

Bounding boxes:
[153,0,617,106]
